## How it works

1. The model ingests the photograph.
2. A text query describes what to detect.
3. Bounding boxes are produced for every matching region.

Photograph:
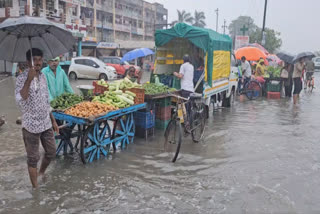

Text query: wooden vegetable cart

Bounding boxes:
[53,103,146,164]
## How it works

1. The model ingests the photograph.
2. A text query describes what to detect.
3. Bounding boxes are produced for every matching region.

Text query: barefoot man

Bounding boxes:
[15,48,59,188]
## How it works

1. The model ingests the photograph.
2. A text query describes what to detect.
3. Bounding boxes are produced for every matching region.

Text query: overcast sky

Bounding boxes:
[147,0,319,54]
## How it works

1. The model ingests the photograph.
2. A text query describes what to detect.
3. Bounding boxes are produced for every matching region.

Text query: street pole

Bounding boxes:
[261,0,267,45]
[222,19,227,34]
[101,16,104,42]
[215,8,219,32]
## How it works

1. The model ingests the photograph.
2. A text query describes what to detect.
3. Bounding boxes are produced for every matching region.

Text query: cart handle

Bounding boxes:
[58,123,72,129]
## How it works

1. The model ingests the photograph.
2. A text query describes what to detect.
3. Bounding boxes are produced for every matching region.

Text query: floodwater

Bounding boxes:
[1,74,320,213]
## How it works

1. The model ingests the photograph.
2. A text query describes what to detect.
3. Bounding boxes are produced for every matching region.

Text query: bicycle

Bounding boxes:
[241,79,262,100]
[164,92,207,162]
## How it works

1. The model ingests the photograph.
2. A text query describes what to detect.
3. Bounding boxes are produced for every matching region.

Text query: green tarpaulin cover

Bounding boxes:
[155,23,232,86]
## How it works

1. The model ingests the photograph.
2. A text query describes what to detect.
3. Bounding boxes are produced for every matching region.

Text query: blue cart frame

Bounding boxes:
[53,103,146,164]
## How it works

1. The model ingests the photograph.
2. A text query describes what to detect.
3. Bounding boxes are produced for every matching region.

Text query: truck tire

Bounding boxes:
[222,90,235,107]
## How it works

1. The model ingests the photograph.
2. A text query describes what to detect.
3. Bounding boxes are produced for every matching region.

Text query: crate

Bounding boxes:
[93,81,108,94]
[134,110,155,129]
[155,97,172,107]
[135,127,154,139]
[267,91,281,99]
[160,75,173,87]
[141,99,156,112]
[266,82,281,92]
[155,119,170,130]
[155,105,171,120]
[125,88,145,104]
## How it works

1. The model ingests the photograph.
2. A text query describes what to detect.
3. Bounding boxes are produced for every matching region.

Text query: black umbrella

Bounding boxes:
[292,52,315,64]
[0,16,75,62]
[276,52,294,64]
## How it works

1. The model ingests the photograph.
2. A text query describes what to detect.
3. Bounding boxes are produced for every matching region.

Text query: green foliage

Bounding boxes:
[228,16,282,53]
[228,16,257,38]
[172,10,194,25]
[249,28,282,53]
[193,11,206,28]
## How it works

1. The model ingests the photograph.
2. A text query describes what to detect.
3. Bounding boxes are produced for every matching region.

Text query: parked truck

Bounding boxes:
[154,23,238,114]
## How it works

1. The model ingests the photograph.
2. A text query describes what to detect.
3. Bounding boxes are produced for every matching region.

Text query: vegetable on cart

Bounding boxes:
[50,93,83,110]
[64,101,117,118]
[143,83,176,95]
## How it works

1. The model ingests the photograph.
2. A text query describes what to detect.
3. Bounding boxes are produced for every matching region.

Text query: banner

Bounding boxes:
[235,35,249,50]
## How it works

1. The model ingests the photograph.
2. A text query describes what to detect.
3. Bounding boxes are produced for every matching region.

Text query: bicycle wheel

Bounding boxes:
[191,103,206,143]
[164,119,182,162]
[245,81,261,100]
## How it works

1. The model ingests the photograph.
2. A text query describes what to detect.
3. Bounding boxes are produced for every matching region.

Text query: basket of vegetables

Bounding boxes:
[93,79,109,94]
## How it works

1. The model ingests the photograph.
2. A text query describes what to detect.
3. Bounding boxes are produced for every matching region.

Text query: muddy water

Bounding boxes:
[1,74,320,213]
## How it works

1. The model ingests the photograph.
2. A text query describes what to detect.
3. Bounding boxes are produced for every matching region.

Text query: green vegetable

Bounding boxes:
[50,93,83,110]
[143,83,176,95]
[125,91,136,97]
[117,95,134,105]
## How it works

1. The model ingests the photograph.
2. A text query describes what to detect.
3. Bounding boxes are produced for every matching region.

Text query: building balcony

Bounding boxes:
[96,20,113,30]
[114,23,131,33]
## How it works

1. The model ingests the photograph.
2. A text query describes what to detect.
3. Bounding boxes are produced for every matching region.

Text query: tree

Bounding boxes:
[193,11,206,28]
[172,10,194,25]
[249,28,282,53]
[228,16,257,38]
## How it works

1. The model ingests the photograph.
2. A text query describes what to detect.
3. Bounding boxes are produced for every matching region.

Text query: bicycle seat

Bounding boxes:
[190,93,202,99]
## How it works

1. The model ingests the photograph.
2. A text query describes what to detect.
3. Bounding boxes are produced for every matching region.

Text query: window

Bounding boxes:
[316,58,320,62]
[84,59,99,68]
[112,58,121,64]
[74,59,85,65]
[0,0,12,8]
[103,58,112,63]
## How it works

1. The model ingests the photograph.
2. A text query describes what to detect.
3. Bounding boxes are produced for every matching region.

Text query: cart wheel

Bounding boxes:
[80,121,112,164]
[113,113,135,150]
[55,124,76,156]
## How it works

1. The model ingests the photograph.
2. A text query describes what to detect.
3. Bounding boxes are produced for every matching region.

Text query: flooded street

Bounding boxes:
[1,74,320,213]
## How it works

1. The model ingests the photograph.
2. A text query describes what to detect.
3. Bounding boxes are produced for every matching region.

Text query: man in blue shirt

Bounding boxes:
[42,57,74,101]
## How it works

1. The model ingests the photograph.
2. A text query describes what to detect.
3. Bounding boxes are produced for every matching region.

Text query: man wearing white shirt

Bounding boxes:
[241,56,252,88]
[173,55,195,98]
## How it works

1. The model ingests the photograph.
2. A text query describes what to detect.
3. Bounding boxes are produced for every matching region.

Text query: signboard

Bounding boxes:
[65,23,87,38]
[84,36,97,42]
[60,0,86,7]
[235,35,249,50]
[97,42,119,49]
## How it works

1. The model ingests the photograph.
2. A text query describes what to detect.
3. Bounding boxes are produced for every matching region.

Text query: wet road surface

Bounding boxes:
[1,74,320,213]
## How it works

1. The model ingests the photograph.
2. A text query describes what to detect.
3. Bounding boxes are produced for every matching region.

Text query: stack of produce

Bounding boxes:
[97,79,108,87]
[108,78,142,91]
[265,66,281,78]
[64,102,117,118]
[50,93,83,110]
[92,90,136,108]
[143,83,176,95]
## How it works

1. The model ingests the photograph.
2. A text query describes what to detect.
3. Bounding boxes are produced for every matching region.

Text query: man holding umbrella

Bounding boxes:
[15,48,59,188]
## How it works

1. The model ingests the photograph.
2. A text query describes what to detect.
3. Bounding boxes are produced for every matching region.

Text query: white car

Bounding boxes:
[68,57,117,80]
[312,57,320,70]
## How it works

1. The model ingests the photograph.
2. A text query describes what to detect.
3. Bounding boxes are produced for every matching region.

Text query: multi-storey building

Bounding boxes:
[0,0,168,42]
